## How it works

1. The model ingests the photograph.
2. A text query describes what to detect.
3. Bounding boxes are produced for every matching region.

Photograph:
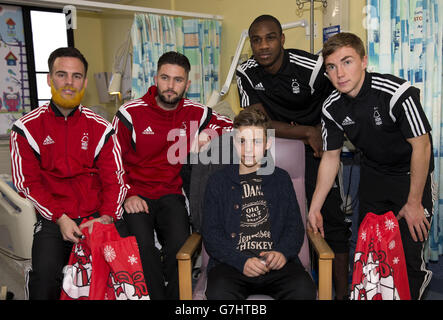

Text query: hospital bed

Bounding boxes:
[0,173,35,260]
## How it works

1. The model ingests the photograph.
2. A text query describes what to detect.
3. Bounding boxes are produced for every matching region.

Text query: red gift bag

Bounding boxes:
[104,236,150,300]
[86,222,121,300]
[60,222,149,300]
[60,239,92,300]
[350,211,411,300]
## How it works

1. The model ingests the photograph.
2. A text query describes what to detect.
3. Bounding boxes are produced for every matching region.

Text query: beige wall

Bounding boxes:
[74,0,367,116]
[75,11,106,109]
[349,0,367,45]
[173,0,325,114]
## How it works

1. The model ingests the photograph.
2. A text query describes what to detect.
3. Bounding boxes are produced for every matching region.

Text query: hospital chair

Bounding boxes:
[177,137,335,300]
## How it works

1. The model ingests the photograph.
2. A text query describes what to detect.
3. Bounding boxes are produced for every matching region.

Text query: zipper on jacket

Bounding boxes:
[64,117,82,218]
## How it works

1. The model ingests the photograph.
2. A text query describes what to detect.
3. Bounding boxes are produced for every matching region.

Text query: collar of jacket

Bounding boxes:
[49,100,82,118]
[141,85,185,114]
[224,160,276,186]
[343,70,371,103]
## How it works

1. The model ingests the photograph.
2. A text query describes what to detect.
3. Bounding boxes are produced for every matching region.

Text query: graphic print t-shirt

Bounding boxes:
[236,172,273,256]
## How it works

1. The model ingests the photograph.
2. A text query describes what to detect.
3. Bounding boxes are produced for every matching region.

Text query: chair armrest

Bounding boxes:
[307,229,335,300]
[176,233,202,300]
[177,232,202,260]
[0,286,7,300]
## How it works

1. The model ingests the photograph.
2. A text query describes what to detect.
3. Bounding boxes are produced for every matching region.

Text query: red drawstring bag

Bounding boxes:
[350,211,411,300]
[103,236,150,300]
[60,221,149,300]
[86,222,121,300]
[60,238,92,300]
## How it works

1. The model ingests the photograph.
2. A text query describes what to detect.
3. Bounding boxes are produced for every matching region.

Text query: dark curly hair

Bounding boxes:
[157,51,191,74]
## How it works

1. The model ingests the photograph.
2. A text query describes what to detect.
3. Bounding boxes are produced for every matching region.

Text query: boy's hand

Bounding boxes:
[260,251,287,270]
[243,257,269,277]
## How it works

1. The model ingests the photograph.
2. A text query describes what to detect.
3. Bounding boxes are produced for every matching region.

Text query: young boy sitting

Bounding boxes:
[202,107,316,300]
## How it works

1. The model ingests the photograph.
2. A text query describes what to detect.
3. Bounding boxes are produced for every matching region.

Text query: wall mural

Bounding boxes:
[0,4,30,137]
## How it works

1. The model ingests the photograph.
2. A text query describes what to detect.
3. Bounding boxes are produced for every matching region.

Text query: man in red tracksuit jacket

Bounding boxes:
[10,47,128,300]
[112,51,233,299]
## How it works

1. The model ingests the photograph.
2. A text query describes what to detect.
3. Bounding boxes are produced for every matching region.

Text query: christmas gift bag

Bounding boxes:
[103,236,150,300]
[61,221,149,300]
[60,238,93,300]
[350,211,411,300]
[86,222,121,300]
[60,220,117,300]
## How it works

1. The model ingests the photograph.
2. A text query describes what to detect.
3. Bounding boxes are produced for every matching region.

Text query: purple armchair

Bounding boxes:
[177,138,334,300]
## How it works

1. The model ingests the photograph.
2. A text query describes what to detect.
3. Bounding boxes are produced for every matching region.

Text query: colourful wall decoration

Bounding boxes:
[0,4,30,137]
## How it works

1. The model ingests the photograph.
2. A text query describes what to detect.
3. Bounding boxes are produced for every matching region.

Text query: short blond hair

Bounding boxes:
[322,32,366,61]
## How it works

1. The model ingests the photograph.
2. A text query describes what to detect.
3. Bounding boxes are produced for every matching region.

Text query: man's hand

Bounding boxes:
[250,103,323,157]
[397,201,430,242]
[243,257,269,277]
[190,131,212,153]
[79,214,114,234]
[259,251,287,270]
[56,214,83,243]
[400,134,432,242]
[124,195,149,214]
[307,210,325,238]
[306,148,341,239]
[304,125,323,158]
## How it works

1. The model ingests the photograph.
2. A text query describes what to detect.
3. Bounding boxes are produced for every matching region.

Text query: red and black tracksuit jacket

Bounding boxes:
[10,102,127,222]
[112,85,233,200]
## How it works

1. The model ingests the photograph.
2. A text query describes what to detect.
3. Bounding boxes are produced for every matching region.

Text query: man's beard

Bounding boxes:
[157,89,185,107]
[51,82,85,109]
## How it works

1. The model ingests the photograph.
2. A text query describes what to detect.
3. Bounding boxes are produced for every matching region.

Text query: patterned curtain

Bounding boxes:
[366,0,443,261]
[131,13,221,104]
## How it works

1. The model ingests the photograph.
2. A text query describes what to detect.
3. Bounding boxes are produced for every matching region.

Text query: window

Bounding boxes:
[22,6,74,108]
[31,10,69,106]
